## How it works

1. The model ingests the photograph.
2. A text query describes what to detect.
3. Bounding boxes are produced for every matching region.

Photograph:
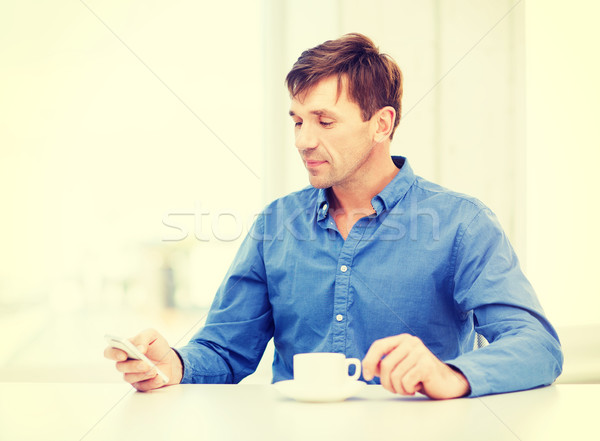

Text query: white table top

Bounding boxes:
[0,382,597,441]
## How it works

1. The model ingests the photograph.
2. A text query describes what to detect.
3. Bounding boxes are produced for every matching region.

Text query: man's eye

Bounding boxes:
[320,121,333,127]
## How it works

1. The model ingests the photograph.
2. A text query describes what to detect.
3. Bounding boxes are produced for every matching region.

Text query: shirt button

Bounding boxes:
[340,265,348,272]
[336,314,344,322]
[322,203,328,212]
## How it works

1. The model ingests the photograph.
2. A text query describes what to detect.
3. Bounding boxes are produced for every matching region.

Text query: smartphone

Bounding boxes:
[104,334,169,383]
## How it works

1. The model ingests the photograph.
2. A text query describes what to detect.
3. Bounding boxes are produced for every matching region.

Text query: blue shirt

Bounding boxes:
[177,156,563,397]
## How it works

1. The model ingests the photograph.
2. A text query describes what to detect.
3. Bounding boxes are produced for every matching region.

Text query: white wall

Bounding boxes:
[525,0,600,326]
[0,0,264,309]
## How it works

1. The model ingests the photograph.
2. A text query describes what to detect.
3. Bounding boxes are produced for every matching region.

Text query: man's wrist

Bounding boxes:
[446,364,471,397]
[170,348,185,384]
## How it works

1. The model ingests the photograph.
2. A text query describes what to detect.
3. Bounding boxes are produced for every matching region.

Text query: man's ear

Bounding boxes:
[372,106,396,143]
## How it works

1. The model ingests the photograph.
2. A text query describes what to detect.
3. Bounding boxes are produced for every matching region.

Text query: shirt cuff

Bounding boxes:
[174,344,232,384]
[171,347,185,383]
[445,358,490,398]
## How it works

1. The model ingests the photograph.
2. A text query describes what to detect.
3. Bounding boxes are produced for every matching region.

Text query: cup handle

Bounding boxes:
[346,358,361,381]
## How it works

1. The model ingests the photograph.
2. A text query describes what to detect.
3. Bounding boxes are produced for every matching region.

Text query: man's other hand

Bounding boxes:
[362,334,470,399]
[104,328,183,392]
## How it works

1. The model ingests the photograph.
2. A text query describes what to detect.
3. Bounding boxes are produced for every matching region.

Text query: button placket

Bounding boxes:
[331,222,366,353]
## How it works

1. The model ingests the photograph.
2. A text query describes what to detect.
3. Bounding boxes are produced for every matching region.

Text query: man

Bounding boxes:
[105,33,562,399]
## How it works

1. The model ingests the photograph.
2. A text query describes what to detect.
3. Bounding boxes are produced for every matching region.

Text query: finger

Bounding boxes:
[362,335,407,380]
[115,359,152,374]
[400,363,425,396]
[389,352,419,395]
[104,347,128,361]
[378,347,411,393]
[132,373,167,392]
[124,369,159,385]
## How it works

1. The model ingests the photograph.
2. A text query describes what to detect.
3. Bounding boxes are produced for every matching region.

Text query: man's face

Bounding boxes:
[289,76,376,189]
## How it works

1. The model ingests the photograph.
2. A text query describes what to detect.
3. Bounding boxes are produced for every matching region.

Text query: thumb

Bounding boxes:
[129,328,160,348]
[129,329,169,360]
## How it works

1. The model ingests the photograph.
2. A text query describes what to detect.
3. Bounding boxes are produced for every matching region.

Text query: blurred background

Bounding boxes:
[1,0,598,384]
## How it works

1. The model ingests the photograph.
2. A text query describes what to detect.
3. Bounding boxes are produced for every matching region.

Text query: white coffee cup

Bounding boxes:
[293,352,361,386]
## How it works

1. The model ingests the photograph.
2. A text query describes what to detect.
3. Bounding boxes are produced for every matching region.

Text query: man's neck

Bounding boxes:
[329,154,399,215]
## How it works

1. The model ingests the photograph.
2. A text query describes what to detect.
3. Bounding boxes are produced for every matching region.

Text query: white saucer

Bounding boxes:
[274,379,366,403]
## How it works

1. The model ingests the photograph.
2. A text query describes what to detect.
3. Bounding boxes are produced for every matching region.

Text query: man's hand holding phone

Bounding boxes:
[104,329,183,392]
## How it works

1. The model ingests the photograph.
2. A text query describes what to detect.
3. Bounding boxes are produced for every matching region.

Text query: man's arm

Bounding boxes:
[363,207,562,399]
[445,207,563,397]
[176,213,273,384]
[104,214,272,388]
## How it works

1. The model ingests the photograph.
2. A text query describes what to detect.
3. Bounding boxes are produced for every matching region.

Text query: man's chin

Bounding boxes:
[307,176,331,189]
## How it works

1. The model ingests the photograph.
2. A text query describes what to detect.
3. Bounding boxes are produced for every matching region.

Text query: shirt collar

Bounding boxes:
[315,156,416,220]
[371,156,415,214]
[316,188,329,221]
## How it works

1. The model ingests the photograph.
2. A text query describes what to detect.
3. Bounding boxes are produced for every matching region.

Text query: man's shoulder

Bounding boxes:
[411,175,487,212]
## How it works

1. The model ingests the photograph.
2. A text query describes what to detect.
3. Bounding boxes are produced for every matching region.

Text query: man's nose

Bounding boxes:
[295,124,318,151]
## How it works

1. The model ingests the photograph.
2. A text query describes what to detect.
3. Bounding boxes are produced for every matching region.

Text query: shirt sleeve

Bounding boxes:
[445,207,563,397]
[176,214,273,384]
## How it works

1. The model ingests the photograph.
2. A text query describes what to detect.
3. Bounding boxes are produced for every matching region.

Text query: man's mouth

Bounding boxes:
[305,160,327,168]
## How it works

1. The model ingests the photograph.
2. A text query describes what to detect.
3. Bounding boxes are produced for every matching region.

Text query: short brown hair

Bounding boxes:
[286,33,403,139]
